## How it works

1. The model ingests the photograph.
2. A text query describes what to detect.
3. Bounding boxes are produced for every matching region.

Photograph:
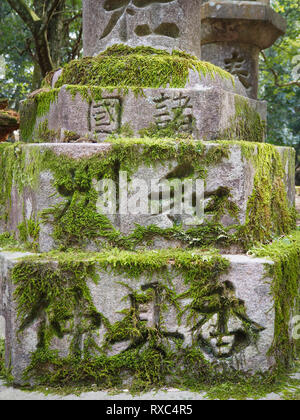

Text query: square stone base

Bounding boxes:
[0,248,296,386]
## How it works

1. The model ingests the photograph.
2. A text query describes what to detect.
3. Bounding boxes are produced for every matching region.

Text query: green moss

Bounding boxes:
[0,143,42,212]
[34,138,228,249]
[10,248,232,389]
[250,230,300,367]
[221,96,266,143]
[19,98,38,142]
[0,232,19,248]
[53,44,234,90]
[62,130,80,142]
[0,338,4,375]
[204,186,240,223]
[238,142,296,246]
[36,120,58,142]
[0,139,294,251]
[19,90,59,142]
[17,218,40,250]
[9,243,299,391]
[35,89,59,118]
[114,223,234,250]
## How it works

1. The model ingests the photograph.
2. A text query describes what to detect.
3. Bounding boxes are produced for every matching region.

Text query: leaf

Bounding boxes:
[100,8,126,40]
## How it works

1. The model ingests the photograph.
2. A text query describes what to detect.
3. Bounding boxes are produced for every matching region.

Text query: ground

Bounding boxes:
[0,363,299,400]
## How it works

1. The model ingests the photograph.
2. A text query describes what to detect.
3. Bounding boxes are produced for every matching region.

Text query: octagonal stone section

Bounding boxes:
[201,1,286,49]
[0,142,295,253]
[83,0,202,58]
[20,82,266,144]
[0,249,287,385]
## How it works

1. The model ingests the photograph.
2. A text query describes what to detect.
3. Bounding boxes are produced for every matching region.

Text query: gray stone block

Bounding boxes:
[0,141,295,252]
[20,83,267,143]
[83,0,202,58]
[0,249,296,384]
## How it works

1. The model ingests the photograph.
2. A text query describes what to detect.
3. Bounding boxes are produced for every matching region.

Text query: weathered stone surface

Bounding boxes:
[201,1,286,49]
[0,249,295,384]
[0,251,36,382]
[200,1,286,99]
[83,0,202,58]
[202,43,260,99]
[0,141,295,253]
[0,315,5,339]
[20,83,267,143]
[276,146,296,206]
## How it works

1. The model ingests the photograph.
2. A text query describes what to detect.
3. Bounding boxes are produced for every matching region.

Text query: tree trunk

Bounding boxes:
[47,0,67,68]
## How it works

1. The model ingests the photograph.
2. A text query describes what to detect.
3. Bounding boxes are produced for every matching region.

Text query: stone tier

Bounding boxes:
[0,246,298,385]
[0,140,295,253]
[20,82,267,144]
[201,1,286,99]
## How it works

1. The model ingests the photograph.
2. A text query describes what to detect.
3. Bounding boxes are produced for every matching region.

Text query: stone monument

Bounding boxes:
[0,0,298,389]
[200,1,286,98]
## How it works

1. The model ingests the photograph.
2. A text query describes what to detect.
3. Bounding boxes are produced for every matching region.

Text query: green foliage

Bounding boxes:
[0,0,83,105]
[0,2,32,107]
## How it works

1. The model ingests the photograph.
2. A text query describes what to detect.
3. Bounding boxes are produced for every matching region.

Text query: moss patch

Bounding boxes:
[236,141,296,246]
[11,248,233,390]
[250,230,300,367]
[221,96,266,143]
[0,139,295,252]
[0,338,4,376]
[7,239,300,392]
[52,44,234,90]
[20,90,59,142]
[0,138,233,250]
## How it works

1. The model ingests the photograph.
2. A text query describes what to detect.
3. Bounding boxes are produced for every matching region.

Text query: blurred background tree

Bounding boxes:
[0,0,82,107]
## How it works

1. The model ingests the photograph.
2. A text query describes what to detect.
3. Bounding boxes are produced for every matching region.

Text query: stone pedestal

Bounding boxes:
[0,140,295,253]
[0,249,282,384]
[201,1,286,98]
[0,0,298,390]
[20,83,267,144]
